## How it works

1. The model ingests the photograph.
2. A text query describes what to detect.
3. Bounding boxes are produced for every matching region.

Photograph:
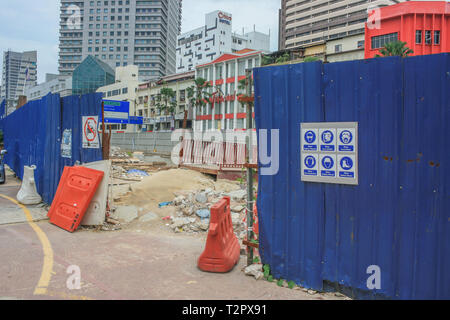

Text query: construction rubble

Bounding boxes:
[166,188,248,238]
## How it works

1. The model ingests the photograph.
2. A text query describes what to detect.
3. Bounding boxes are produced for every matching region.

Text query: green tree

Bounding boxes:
[375,41,413,58]
[303,56,319,62]
[155,85,177,114]
[186,77,213,110]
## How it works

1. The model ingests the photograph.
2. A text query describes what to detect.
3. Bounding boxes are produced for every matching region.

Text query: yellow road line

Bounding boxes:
[0,194,54,296]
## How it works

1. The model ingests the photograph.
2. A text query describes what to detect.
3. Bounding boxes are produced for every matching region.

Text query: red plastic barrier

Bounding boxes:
[48,166,104,232]
[198,196,240,273]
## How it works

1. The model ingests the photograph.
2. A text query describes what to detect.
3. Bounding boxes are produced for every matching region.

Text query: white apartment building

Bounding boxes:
[1,50,37,111]
[325,33,365,62]
[194,49,263,132]
[25,74,73,101]
[176,10,270,73]
[96,64,140,132]
[59,0,182,81]
[135,70,195,131]
[280,0,406,49]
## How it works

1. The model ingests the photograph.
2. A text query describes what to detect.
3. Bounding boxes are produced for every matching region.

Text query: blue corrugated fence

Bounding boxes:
[254,53,449,299]
[1,93,103,204]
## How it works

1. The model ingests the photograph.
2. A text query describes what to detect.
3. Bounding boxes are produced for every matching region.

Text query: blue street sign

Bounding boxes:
[100,100,130,124]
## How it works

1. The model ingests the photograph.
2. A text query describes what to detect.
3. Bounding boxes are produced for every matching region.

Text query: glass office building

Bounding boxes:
[72,55,115,95]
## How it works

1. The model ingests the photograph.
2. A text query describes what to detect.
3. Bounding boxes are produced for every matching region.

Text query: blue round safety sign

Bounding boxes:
[340,130,353,144]
[340,157,353,170]
[322,156,334,170]
[304,131,316,144]
[304,156,316,168]
[321,130,334,144]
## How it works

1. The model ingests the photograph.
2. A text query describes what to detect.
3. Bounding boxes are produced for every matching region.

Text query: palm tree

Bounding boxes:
[186,77,212,110]
[155,86,177,115]
[375,41,413,58]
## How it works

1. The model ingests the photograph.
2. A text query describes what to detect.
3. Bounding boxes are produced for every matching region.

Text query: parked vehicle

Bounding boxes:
[0,150,7,184]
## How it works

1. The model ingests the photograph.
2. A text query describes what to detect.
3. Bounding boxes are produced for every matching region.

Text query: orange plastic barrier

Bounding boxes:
[48,166,104,232]
[198,196,240,273]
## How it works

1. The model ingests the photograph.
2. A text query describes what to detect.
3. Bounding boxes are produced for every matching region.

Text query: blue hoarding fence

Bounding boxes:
[254,53,449,300]
[2,92,103,204]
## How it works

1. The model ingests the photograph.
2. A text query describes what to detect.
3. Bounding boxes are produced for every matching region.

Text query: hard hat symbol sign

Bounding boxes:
[84,117,97,142]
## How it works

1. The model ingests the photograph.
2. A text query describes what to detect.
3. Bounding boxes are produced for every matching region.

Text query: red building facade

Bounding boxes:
[365,1,450,58]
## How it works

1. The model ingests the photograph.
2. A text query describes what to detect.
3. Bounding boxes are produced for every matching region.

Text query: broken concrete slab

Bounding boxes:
[139,212,159,223]
[113,205,138,223]
[195,192,208,204]
[244,264,264,280]
[231,205,245,213]
[226,189,247,201]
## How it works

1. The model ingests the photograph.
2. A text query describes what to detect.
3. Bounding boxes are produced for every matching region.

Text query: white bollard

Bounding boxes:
[17,165,42,205]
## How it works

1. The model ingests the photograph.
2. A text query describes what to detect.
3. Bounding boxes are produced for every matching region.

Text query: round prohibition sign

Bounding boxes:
[84,117,97,142]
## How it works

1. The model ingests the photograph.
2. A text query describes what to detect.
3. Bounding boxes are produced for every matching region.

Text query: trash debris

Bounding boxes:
[196,209,210,220]
[159,201,172,208]
[126,169,149,177]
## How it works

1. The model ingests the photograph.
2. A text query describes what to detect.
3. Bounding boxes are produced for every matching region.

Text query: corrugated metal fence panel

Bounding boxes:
[323,57,404,298]
[254,53,449,300]
[254,62,325,290]
[3,93,103,204]
[399,54,449,299]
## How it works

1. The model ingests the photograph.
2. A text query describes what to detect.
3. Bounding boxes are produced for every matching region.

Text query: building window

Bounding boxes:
[425,30,432,45]
[357,40,364,49]
[415,30,422,44]
[434,31,440,45]
[371,32,398,49]
[335,44,342,53]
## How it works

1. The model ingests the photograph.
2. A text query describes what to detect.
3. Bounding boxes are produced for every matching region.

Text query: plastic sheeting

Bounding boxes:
[254,53,449,299]
[2,93,103,204]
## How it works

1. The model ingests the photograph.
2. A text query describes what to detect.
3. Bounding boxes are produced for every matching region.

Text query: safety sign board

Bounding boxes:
[61,129,72,159]
[82,116,100,149]
[301,122,358,185]
[301,129,318,151]
[319,128,336,152]
[302,153,318,176]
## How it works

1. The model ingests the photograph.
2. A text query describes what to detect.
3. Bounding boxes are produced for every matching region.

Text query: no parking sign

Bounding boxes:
[82,116,100,149]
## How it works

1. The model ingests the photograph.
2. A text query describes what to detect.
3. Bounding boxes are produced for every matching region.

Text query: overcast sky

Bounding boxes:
[0,0,280,83]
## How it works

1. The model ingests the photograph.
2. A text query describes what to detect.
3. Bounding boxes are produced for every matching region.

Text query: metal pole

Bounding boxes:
[245,69,254,266]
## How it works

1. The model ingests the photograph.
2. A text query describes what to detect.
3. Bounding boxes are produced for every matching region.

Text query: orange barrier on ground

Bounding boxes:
[198,196,240,273]
[48,166,104,232]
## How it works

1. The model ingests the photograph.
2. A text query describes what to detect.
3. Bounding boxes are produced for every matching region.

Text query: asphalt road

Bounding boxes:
[0,171,345,301]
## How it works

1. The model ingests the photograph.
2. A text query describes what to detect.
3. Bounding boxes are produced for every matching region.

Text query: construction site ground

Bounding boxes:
[0,165,348,300]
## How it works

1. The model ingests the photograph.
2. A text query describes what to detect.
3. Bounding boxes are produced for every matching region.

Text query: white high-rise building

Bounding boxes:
[176,10,270,73]
[59,0,182,81]
[0,50,37,111]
